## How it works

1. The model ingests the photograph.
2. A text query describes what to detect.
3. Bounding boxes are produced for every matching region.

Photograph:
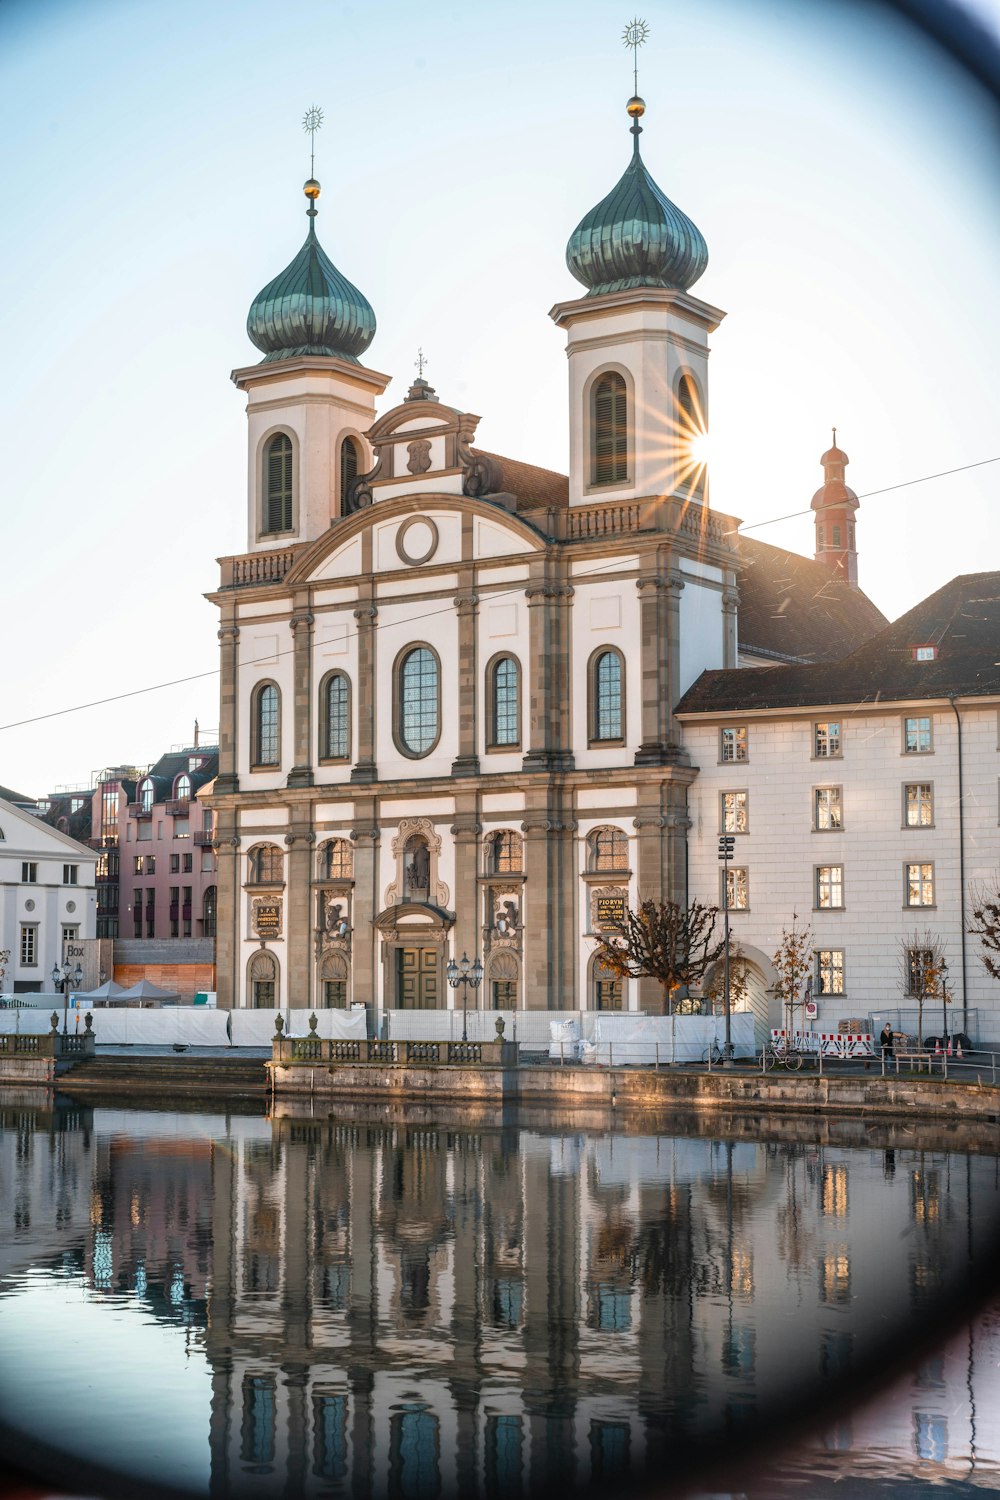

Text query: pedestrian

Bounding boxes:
[879,1022,894,1059]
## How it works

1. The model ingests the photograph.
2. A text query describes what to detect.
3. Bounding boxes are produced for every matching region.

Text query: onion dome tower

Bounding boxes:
[811,430,860,587]
[566,95,708,296]
[232,109,390,553]
[246,178,375,363]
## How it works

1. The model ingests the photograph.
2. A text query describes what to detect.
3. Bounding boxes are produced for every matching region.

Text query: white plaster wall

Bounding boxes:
[575,816,639,1011]
[682,702,1000,1040]
[678,580,725,699]
[373,593,459,782]
[572,577,641,770]
[479,592,531,774]
[312,600,361,779]
[0,804,97,993]
[373,513,462,573]
[237,616,295,790]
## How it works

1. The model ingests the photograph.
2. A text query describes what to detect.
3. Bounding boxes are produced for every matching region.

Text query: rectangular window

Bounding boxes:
[814,787,843,830]
[202,850,215,873]
[19,925,38,967]
[904,783,934,827]
[816,949,845,995]
[21,862,37,884]
[906,862,935,907]
[724,867,749,910]
[62,864,78,885]
[62,925,79,947]
[906,947,936,996]
[814,721,841,758]
[904,716,932,754]
[133,856,143,875]
[720,726,748,763]
[913,645,937,662]
[183,853,193,873]
[145,856,155,874]
[816,865,844,909]
[721,790,748,833]
[170,854,180,873]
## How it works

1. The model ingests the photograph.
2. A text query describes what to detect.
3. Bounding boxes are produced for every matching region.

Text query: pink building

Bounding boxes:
[118,746,219,948]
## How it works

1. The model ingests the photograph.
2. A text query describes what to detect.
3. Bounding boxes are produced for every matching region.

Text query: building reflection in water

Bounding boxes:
[1,1096,999,1498]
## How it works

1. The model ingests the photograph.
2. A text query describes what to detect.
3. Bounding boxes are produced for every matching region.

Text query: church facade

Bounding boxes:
[205,98,897,1023]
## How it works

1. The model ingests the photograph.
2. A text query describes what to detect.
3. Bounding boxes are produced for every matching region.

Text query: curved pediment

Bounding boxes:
[285,494,547,587]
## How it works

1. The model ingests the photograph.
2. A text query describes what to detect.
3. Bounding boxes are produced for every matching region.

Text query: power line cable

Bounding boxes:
[2,453,996,735]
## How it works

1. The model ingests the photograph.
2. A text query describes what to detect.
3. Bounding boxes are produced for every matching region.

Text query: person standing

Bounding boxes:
[879,1022,894,1059]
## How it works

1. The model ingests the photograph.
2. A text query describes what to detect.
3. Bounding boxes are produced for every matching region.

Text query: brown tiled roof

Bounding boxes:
[472,450,569,511]
[677,572,1000,714]
[736,536,886,663]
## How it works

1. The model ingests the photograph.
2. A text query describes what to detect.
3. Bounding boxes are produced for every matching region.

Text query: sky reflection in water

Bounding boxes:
[0,1096,999,1498]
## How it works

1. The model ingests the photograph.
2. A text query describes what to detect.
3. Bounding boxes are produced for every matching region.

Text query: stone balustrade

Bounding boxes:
[270,1014,517,1070]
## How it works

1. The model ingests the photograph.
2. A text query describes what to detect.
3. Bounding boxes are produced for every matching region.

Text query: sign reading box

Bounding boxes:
[595,894,627,927]
[254,901,282,938]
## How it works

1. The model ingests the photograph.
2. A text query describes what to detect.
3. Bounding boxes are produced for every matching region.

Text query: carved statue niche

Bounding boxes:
[484,888,521,952]
[318,889,351,955]
[384,817,449,907]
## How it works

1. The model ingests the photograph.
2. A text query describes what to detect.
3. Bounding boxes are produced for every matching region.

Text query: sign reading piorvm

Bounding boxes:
[595,894,626,928]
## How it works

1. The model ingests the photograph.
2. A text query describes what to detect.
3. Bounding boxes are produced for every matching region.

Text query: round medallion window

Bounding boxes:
[24,899,35,912]
[66,900,76,913]
[396,517,439,566]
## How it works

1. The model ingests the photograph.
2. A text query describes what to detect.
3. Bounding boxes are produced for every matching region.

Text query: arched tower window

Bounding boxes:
[247,843,283,885]
[318,838,353,880]
[340,436,362,516]
[488,655,521,748]
[678,374,699,426]
[263,433,293,535]
[321,672,351,760]
[591,371,628,486]
[588,826,629,872]
[590,649,625,743]
[251,683,280,767]
[202,886,217,938]
[396,646,440,757]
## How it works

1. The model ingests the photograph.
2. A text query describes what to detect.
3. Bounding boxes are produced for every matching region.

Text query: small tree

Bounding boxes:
[592,897,726,1016]
[703,941,752,1015]
[771,916,814,1033]
[899,931,946,1044]
[969,878,1000,982]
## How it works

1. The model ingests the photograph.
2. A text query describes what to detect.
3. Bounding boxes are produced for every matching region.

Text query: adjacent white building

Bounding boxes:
[0,795,97,994]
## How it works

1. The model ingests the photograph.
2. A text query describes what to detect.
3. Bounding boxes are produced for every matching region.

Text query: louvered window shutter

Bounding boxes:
[265,435,293,533]
[340,438,359,515]
[592,374,627,485]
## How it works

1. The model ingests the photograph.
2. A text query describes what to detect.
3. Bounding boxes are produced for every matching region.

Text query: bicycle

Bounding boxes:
[763,1037,806,1070]
[702,1038,727,1066]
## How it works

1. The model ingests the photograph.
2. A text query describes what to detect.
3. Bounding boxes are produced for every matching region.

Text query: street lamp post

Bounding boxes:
[717,835,736,1065]
[940,958,949,1051]
[446,951,483,1044]
[51,959,84,1038]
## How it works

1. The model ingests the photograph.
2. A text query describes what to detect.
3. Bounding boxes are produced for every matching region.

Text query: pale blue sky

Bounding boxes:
[0,0,997,797]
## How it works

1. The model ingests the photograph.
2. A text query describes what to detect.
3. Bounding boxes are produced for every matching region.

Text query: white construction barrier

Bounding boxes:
[770,1028,875,1059]
[384,1009,645,1050]
[230,1006,369,1047]
[580,1013,757,1066]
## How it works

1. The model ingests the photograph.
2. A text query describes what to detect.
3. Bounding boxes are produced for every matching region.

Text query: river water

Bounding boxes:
[0,1092,998,1499]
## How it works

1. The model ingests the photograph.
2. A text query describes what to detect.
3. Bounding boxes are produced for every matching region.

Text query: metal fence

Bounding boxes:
[867,1008,981,1046]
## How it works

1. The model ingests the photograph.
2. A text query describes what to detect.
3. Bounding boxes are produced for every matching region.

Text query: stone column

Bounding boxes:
[722,584,739,669]
[634,561,672,765]
[287,601,314,788]
[521,789,576,1009]
[351,802,380,1017]
[351,591,378,784]
[450,800,482,990]
[522,564,575,773]
[451,583,480,777]
[213,828,241,1009]
[664,571,685,746]
[216,613,240,795]
[664,785,692,910]
[633,803,668,1012]
[285,825,314,1008]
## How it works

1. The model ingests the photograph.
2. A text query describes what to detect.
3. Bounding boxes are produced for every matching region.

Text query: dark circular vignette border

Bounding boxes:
[0,1,999,1498]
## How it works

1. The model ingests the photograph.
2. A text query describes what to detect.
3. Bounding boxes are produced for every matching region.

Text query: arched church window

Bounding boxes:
[590,648,625,742]
[396,646,440,757]
[591,371,628,486]
[202,886,217,938]
[247,843,283,885]
[340,436,362,516]
[488,655,520,748]
[263,433,293,534]
[589,826,628,872]
[404,835,431,901]
[486,830,522,874]
[318,838,353,880]
[248,950,278,1009]
[321,672,351,760]
[251,683,280,767]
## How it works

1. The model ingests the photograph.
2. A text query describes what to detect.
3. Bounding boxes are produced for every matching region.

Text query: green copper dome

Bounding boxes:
[247,186,375,364]
[566,105,708,297]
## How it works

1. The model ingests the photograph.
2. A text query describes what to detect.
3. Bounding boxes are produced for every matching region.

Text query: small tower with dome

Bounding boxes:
[550,30,724,508]
[232,111,390,551]
[811,431,860,587]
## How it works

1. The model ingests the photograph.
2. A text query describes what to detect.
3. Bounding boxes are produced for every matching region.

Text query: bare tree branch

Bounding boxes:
[592,897,725,1015]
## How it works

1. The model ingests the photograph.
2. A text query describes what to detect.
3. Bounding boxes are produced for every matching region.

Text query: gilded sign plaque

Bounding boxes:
[595,894,626,927]
[254,901,282,938]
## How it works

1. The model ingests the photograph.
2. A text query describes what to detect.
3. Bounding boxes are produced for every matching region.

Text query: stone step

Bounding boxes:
[60,1055,268,1093]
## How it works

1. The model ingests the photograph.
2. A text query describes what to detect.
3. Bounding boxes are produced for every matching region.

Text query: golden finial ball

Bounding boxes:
[626,95,646,119]
[303,178,321,200]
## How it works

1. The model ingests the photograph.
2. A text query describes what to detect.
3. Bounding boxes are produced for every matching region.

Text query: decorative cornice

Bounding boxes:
[524,583,574,602]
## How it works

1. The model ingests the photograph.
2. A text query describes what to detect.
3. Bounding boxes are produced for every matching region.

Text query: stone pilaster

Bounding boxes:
[285,825,314,1007]
[522,561,575,773]
[664,570,685,744]
[351,590,378,784]
[215,613,240,795]
[722,584,739,668]
[451,584,480,777]
[213,826,241,1009]
[634,561,673,765]
[633,802,669,1012]
[350,803,380,1014]
[286,601,314,788]
[521,789,576,1009]
[450,801,482,986]
[664,787,692,910]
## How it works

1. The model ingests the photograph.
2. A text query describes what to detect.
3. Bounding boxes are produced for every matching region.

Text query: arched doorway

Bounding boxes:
[374,904,453,1011]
